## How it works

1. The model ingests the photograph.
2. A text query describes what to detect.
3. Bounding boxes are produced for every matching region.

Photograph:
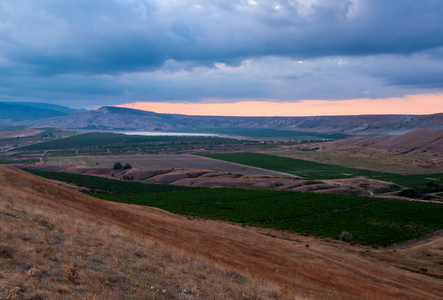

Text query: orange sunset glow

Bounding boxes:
[119,93,443,117]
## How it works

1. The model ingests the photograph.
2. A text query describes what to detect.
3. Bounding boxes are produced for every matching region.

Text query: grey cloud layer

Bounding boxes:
[0,0,442,107]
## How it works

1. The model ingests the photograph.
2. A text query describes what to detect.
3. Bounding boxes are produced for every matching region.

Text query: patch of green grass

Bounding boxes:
[46,150,77,156]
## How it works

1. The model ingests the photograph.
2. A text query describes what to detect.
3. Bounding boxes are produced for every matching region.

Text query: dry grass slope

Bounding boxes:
[1,166,443,299]
[328,129,443,158]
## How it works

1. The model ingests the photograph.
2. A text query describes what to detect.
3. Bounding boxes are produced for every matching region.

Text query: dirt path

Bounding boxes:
[385,230,443,250]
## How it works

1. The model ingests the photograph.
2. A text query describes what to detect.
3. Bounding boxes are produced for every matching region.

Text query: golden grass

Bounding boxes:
[1,165,442,299]
[0,168,284,299]
[275,146,443,174]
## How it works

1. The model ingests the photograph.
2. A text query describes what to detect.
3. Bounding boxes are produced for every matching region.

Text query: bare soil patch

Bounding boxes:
[275,146,443,174]
[0,128,43,140]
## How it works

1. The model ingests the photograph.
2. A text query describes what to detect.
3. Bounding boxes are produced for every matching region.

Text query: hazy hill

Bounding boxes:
[327,129,443,158]
[2,102,86,115]
[0,103,68,122]
[1,165,443,299]
[29,106,443,135]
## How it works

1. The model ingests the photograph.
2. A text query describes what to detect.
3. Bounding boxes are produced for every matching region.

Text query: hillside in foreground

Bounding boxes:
[1,166,443,299]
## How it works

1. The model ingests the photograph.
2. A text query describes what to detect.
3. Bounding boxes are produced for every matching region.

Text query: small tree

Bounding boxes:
[113,162,123,170]
[123,163,132,170]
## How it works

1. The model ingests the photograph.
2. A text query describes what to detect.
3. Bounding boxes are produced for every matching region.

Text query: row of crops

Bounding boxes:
[14,132,247,152]
[27,169,443,247]
[202,153,443,188]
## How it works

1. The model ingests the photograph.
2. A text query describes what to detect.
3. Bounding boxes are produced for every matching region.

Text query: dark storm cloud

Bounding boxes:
[0,0,443,106]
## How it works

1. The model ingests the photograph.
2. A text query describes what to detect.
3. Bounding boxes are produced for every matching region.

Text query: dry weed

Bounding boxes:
[5,287,20,300]
[64,264,79,284]
[26,266,38,277]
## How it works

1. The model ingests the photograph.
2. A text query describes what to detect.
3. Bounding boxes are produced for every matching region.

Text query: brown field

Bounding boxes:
[326,129,443,158]
[44,154,295,177]
[0,129,43,140]
[1,165,443,299]
[273,147,443,174]
[272,129,443,174]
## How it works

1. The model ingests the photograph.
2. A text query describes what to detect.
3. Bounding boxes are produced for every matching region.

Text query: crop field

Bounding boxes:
[46,150,77,156]
[14,132,246,151]
[202,153,443,187]
[0,157,39,164]
[26,170,194,193]
[27,170,443,246]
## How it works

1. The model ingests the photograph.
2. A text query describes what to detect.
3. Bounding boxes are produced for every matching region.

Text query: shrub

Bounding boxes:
[339,232,353,243]
[0,245,15,258]
[113,162,123,170]
[123,163,132,170]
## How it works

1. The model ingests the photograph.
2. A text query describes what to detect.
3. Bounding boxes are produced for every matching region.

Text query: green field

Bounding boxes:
[0,157,39,164]
[26,170,194,194]
[26,170,443,246]
[201,153,443,187]
[46,150,77,156]
[14,132,246,151]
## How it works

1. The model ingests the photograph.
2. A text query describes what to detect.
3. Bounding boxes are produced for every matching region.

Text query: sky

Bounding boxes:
[0,0,443,116]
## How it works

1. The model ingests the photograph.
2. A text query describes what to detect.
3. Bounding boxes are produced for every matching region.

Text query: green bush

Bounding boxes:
[338,232,353,242]
[113,162,123,170]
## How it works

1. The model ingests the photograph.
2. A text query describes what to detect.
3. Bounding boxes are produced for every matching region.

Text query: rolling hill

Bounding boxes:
[1,165,443,299]
[326,129,443,158]
[28,106,443,136]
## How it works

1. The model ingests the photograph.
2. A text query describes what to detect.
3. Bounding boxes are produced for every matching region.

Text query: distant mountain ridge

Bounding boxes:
[0,103,68,122]
[2,102,86,115]
[27,106,443,136]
